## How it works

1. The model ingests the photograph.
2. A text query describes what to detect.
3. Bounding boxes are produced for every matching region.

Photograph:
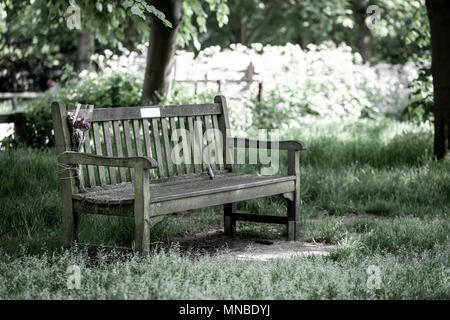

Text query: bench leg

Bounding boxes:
[62,207,78,248]
[287,149,300,241]
[224,203,236,235]
[134,168,151,255]
[287,198,299,241]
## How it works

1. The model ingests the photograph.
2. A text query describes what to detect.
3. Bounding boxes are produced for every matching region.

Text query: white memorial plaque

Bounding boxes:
[140,108,161,118]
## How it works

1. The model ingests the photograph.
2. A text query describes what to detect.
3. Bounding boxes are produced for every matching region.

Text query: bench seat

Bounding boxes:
[72,173,296,217]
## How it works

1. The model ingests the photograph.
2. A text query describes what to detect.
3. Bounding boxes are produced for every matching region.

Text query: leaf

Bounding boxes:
[196,16,206,27]
[142,3,173,27]
[163,19,173,28]
[122,1,133,9]
[130,5,146,20]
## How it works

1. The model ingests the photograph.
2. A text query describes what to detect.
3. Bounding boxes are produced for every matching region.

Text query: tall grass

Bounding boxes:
[0,245,448,299]
[0,148,60,238]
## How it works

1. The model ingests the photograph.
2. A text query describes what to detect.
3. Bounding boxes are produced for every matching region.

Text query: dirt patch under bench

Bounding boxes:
[171,227,337,261]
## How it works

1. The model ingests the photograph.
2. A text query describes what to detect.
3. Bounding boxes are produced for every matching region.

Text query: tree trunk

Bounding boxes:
[426,0,450,159]
[235,16,247,44]
[353,0,371,63]
[76,29,94,72]
[245,7,275,45]
[141,0,182,104]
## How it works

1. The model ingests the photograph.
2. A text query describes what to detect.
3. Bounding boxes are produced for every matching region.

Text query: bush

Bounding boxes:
[176,42,418,131]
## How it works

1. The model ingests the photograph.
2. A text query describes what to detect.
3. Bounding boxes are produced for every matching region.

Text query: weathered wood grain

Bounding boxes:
[287,149,301,241]
[178,117,191,174]
[92,122,106,185]
[187,116,200,174]
[58,151,158,168]
[215,95,236,234]
[142,119,155,178]
[52,101,78,248]
[112,121,127,182]
[78,103,221,121]
[161,118,174,176]
[170,117,182,175]
[231,137,307,151]
[212,115,224,170]
[122,120,134,180]
[134,167,151,254]
[102,121,116,184]
[151,118,165,177]
[83,134,96,186]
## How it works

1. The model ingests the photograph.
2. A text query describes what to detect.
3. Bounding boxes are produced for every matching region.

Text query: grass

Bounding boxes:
[0,117,449,299]
[0,244,448,299]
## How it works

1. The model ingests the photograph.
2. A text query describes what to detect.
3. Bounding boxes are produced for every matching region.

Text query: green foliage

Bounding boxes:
[0,148,59,238]
[162,85,215,105]
[122,0,172,27]
[249,87,318,130]
[47,0,229,52]
[399,0,433,122]
[0,241,448,299]
[200,0,353,50]
[199,0,430,66]
[0,0,77,91]
[309,219,346,244]
[369,0,430,63]
[46,0,172,38]
[3,70,143,148]
[179,0,229,50]
[403,67,433,122]
[0,0,229,91]
[362,217,450,254]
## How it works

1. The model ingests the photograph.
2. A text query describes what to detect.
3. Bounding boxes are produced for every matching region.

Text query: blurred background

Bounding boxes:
[0,0,434,146]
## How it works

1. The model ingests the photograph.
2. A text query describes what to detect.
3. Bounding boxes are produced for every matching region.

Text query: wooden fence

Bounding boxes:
[175,79,264,102]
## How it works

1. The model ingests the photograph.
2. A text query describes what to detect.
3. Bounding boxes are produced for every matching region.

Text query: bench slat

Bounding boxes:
[92,122,106,185]
[170,117,183,175]
[186,116,199,174]
[83,134,96,186]
[112,120,127,182]
[160,118,174,176]
[216,95,234,172]
[194,116,204,173]
[142,119,155,179]
[178,117,191,174]
[203,115,215,170]
[132,120,143,157]
[81,104,221,122]
[122,120,134,181]
[102,121,116,184]
[212,115,224,170]
[151,118,165,177]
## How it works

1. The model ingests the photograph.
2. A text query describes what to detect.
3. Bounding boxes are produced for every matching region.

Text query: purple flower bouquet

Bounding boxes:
[67,104,93,152]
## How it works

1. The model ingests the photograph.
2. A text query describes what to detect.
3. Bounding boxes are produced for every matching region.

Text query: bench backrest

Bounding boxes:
[52,95,232,188]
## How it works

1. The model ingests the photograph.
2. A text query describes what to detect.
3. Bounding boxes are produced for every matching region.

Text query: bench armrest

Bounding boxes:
[229,137,307,151]
[58,151,158,169]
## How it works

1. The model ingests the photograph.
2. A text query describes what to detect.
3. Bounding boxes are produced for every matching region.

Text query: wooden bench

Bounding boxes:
[52,95,306,254]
